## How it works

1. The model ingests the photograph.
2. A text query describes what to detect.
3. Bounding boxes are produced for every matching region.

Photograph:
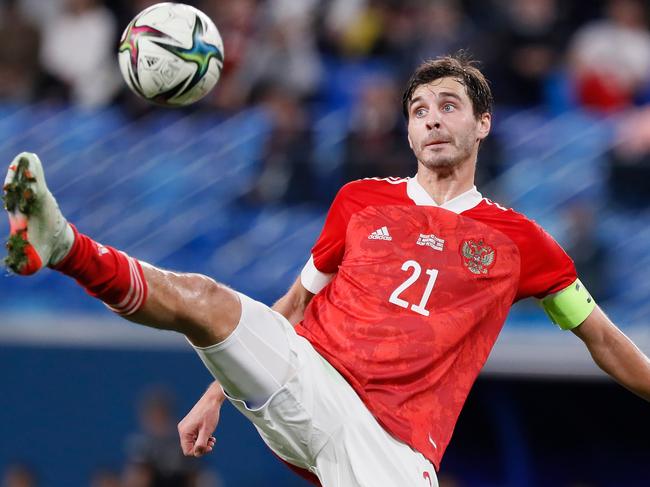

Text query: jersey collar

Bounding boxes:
[406,177,483,214]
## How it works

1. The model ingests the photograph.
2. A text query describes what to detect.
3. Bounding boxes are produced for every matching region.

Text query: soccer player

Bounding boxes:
[4,55,650,487]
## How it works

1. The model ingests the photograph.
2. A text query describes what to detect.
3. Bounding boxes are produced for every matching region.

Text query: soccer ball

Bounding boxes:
[118,2,224,107]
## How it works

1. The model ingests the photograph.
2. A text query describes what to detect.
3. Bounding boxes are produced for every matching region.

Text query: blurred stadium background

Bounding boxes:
[1,0,650,485]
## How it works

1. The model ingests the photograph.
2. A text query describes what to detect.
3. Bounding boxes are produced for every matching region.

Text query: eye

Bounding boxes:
[442,103,455,113]
[414,107,427,118]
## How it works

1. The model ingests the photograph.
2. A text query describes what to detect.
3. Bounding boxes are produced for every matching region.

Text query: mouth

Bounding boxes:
[424,140,449,148]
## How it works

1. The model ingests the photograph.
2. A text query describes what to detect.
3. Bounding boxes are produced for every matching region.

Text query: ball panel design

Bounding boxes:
[117,2,223,107]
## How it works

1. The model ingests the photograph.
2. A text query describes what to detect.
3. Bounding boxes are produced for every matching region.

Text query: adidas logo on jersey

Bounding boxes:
[368,226,392,241]
[417,233,444,251]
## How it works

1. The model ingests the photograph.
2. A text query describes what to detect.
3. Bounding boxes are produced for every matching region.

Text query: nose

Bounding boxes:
[425,112,441,130]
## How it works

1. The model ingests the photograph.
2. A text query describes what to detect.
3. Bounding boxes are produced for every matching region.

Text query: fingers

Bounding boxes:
[179,432,216,457]
[193,424,216,456]
[179,430,197,456]
[193,436,216,457]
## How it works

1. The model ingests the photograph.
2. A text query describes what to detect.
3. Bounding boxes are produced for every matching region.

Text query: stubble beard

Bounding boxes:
[418,138,474,174]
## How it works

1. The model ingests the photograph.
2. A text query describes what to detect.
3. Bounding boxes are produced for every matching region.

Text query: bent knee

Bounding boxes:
[182,274,242,346]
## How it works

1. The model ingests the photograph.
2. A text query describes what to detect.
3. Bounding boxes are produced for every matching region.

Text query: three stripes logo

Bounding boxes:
[368,226,392,241]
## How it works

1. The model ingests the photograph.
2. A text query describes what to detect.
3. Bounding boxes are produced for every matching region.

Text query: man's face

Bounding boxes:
[406,77,490,171]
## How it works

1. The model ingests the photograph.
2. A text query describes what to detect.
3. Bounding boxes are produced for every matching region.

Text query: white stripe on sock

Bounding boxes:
[106,255,143,315]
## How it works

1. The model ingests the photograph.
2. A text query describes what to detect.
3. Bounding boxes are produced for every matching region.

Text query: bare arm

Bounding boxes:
[272,276,315,325]
[178,380,223,456]
[572,306,650,401]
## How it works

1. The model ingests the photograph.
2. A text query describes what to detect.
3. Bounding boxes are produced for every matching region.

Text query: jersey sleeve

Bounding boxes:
[516,220,578,301]
[515,220,597,329]
[300,183,358,294]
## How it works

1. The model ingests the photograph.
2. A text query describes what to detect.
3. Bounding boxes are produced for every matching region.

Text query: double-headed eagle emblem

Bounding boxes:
[461,239,495,275]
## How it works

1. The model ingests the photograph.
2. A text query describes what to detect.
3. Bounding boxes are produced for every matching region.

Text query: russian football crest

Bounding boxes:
[460,239,495,275]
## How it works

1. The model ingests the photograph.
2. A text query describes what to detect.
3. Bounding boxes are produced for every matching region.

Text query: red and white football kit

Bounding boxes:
[49,172,586,485]
[297,176,577,469]
[9,152,595,486]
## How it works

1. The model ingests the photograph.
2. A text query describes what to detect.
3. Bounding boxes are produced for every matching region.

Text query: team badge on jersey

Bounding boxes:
[460,239,495,275]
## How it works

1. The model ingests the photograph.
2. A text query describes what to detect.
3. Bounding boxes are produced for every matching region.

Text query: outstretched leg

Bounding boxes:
[4,152,305,468]
[131,263,241,346]
[3,152,240,347]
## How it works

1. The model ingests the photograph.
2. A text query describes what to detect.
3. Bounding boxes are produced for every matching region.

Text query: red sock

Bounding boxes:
[52,225,148,315]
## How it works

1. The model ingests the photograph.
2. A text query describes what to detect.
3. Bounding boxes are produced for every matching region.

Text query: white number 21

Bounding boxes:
[388,260,439,317]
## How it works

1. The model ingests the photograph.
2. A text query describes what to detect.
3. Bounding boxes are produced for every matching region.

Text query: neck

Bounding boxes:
[416,158,476,205]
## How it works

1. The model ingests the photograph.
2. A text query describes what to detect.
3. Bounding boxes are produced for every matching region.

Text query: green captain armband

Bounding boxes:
[541,279,596,330]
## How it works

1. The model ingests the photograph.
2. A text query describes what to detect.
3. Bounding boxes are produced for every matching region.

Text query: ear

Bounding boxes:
[477,112,491,142]
[407,133,414,150]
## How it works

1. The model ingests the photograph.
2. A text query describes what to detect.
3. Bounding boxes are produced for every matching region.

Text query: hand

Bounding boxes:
[178,382,226,457]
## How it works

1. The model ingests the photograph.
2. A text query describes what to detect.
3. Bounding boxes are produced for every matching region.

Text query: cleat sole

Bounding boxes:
[5,230,42,275]
[3,157,43,274]
[3,157,38,215]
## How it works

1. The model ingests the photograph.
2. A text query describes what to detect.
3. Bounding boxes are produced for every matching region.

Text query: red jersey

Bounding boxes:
[295,177,576,469]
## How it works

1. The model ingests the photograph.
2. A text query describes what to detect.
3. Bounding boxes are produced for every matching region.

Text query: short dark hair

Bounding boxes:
[402,53,493,119]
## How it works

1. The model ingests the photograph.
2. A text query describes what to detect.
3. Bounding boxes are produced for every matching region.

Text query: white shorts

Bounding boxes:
[192,293,438,487]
